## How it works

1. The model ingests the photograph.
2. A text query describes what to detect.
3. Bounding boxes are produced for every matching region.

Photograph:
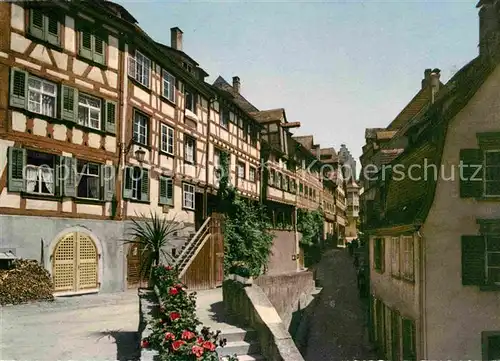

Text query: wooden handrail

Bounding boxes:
[174,216,211,268]
[178,233,211,278]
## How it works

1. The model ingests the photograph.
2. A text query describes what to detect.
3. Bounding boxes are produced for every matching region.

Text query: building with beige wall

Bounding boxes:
[364,3,500,359]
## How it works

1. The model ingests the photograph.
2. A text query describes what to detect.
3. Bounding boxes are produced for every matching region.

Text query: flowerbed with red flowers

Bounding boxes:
[141,265,237,360]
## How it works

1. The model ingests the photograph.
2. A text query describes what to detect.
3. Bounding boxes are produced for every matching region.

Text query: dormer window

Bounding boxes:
[183,62,193,73]
[128,50,151,88]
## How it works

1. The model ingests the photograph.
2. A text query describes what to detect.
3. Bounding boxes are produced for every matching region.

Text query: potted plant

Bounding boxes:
[228,261,253,285]
[125,211,186,289]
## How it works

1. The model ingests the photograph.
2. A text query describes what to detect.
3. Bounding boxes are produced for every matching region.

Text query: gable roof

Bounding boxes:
[213,76,259,113]
[369,55,496,232]
[250,108,285,123]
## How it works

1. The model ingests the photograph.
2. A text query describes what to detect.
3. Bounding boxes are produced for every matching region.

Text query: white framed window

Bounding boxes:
[27,76,57,117]
[486,236,500,285]
[484,150,500,196]
[25,150,56,195]
[249,166,256,182]
[78,93,101,130]
[160,124,174,155]
[401,236,414,280]
[183,183,195,210]
[391,237,400,277]
[77,160,100,199]
[162,70,176,103]
[128,50,151,88]
[133,111,148,145]
[220,110,229,129]
[237,161,245,179]
[184,135,196,164]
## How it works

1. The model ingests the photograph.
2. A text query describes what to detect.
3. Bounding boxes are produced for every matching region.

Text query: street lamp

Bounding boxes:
[135,147,146,163]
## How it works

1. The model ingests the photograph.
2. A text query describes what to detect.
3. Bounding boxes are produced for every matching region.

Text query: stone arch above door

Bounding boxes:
[48,227,103,296]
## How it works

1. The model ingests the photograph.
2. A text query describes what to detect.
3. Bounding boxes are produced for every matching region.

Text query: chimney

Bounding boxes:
[478,1,500,57]
[430,68,441,103]
[421,68,432,89]
[233,76,240,93]
[170,27,183,51]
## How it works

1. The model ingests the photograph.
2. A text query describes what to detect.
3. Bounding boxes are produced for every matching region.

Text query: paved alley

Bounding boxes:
[1,290,139,361]
[303,248,375,361]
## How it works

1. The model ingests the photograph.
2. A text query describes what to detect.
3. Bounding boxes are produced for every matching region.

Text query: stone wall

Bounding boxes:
[255,270,315,331]
[223,280,305,361]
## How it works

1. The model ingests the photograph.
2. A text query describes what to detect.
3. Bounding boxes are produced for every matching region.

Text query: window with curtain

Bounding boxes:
[27,76,57,117]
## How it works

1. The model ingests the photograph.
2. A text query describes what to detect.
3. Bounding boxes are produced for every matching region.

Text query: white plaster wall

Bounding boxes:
[10,4,24,31]
[422,64,500,360]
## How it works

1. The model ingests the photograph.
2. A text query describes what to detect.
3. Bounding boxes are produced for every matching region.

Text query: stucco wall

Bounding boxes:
[421,64,500,360]
[369,234,421,321]
[266,230,299,275]
[0,215,126,293]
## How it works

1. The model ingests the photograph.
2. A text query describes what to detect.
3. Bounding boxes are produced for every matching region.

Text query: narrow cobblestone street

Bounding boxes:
[303,248,375,361]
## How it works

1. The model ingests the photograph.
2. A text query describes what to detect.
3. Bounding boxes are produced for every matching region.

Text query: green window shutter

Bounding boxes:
[123,167,133,199]
[45,15,60,46]
[79,31,93,59]
[461,235,486,286]
[105,100,117,134]
[166,178,173,205]
[93,35,105,64]
[141,169,149,202]
[9,68,28,109]
[60,85,77,122]
[159,175,168,205]
[7,147,26,192]
[62,156,77,197]
[460,149,484,198]
[402,319,416,361]
[101,164,115,201]
[29,9,45,39]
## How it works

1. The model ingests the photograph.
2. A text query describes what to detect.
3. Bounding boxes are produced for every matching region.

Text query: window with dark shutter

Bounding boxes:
[105,101,116,134]
[9,68,27,108]
[461,235,486,286]
[460,149,484,198]
[78,29,106,65]
[402,319,416,361]
[29,10,60,45]
[159,176,174,206]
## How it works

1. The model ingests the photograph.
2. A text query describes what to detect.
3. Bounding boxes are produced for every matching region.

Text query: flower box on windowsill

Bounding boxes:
[228,273,253,285]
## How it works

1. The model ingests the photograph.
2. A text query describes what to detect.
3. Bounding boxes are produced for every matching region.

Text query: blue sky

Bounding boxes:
[115,0,478,168]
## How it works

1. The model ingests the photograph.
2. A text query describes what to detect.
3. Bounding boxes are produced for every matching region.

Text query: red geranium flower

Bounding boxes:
[165,265,173,270]
[192,345,204,358]
[170,312,181,321]
[202,341,216,352]
[169,287,179,296]
[181,330,195,340]
[172,340,185,351]
[175,283,184,289]
[164,332,175,341]
[197,336,204,344]
[141,339,149,348]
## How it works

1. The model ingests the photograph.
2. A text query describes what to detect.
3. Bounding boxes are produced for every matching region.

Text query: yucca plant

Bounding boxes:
[125,211,186,287]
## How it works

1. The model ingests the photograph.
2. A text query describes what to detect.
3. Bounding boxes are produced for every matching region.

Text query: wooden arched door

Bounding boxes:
[52,232,99,294]
[127,243,150,288]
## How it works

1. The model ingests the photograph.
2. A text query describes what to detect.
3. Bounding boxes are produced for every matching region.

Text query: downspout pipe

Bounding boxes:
[116,37,127,220]
[204,96,216,220]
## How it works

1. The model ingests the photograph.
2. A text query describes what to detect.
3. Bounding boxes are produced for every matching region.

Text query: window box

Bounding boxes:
[183,183,195,210]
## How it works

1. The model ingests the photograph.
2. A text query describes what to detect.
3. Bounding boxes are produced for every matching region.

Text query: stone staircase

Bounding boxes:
[218,326,264,360]
[173,217,212,277]
[195,289,266,361]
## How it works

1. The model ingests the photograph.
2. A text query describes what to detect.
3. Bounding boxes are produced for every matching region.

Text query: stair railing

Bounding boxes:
[178,228,211,278]
[174,216,211,270]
